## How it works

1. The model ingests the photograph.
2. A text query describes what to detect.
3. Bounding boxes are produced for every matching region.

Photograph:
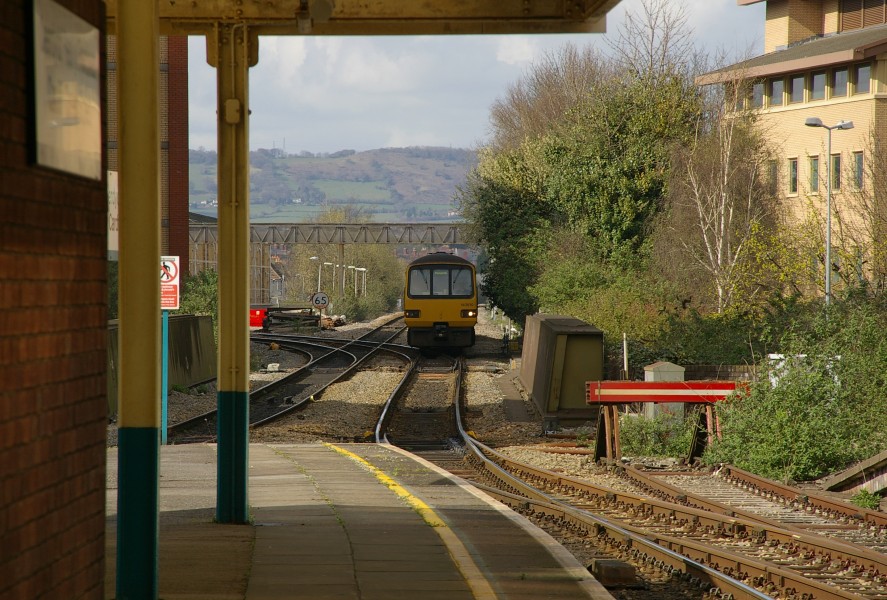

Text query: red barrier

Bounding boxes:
[586,380,738,404]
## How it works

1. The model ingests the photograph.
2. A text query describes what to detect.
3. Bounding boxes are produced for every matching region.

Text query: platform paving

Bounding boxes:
[105,443,612,599]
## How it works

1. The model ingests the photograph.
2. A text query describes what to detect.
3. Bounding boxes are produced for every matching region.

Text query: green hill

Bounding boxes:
[189,147,477,222]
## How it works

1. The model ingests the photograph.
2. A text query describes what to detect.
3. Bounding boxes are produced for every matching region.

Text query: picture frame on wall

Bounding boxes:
[31,0,101,180]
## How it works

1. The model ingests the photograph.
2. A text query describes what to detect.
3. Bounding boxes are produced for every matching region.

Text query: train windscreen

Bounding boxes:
[409,266,473,298]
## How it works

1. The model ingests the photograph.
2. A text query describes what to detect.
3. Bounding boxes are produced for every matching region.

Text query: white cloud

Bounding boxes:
[188,3,767,153]
[495,36,539,66]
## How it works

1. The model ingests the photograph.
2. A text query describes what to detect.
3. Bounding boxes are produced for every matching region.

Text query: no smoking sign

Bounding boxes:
[161,256,180,310]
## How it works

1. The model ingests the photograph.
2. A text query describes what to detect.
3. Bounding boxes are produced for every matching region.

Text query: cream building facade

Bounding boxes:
[703,0,887,286]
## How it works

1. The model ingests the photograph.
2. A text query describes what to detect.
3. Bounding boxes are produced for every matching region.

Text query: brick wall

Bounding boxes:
[105,35,189,273]
[168,37,190,276]
[765,0,825,52]
[0,1,107,598]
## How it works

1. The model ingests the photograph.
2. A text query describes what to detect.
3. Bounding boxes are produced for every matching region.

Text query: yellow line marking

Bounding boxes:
[323,443,498,600]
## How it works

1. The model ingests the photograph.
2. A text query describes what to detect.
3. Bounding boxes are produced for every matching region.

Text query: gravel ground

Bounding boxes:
[106,309,578,461]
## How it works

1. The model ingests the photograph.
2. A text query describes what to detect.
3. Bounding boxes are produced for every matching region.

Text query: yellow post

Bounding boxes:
[210,24,257,523]
[116,0,161,596]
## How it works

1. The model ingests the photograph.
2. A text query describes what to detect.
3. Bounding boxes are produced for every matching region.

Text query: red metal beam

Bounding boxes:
[586,381,738,404]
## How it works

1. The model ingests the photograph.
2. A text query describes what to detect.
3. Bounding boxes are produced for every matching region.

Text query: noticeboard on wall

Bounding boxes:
[32,0,101,180]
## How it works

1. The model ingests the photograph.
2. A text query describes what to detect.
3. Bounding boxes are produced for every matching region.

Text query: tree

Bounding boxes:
[176,269,219,339]
[831,127,887,291]
[489,44,608,151]
[663,79,776,313]
[457,155,547,324]
[461,0,698,326]
[606,0,697,83]
[541,71,699,261]
[285,207,404,318]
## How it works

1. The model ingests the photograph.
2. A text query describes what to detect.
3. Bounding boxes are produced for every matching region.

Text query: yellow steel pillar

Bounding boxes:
[116,0,161,597]
[209,24,257,523]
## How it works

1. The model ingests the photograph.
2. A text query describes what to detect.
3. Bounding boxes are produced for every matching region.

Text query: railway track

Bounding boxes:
[626,464,887,554]
[373,361,887,599]
[376,353,462,450]
[374,364,776,599]
[168,315,410,442]
[479,448,887,599]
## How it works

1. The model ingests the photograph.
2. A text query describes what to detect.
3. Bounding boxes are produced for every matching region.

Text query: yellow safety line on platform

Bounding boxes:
[323,443,498,600]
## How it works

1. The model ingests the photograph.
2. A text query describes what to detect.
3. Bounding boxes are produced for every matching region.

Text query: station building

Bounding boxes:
[1,1,108,597]
[701,0,887,284]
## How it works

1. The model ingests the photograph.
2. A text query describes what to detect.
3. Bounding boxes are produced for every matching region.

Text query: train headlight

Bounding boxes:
[461,309,477,318]
[404,310,420,318]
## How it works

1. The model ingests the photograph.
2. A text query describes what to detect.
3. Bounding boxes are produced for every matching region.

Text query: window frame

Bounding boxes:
[750,81,765,108]
[789,73,806,103]
[407,265,474,299]
[809,155,820,193]
[811,71,826,100]
[853,151,864,189]
[831,153,842,191]
[769,77,784,106]
[854,62,872,94]
[788,157,799,194]
[768,159,778,195]
[832,67,848,97]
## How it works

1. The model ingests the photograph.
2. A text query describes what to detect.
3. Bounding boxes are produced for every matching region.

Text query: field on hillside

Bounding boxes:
[189,147,476,222]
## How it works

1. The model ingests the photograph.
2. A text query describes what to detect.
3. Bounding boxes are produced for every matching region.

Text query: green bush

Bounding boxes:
[619,410,696,458]
[850,489,882,510]
[704,293,887,481]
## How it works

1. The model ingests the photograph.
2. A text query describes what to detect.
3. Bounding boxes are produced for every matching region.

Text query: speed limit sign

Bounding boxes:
[310,291,330,309]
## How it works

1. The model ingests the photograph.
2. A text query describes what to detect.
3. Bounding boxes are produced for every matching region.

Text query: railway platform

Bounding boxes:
[105,443,611,600]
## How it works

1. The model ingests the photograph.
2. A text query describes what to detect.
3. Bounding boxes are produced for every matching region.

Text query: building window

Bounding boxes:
[811,71,826,100]
[790,74,805,103]
[854,62,871,94]
[853,151,864,189]
[769,78,784,106]
[751,81,764,108]
[832,67,848,96]
[810,156,820,192]
[831,154,842,190]
[789,158,798,194]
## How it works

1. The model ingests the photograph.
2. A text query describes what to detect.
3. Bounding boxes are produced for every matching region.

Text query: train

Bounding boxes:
[403,252,478,349]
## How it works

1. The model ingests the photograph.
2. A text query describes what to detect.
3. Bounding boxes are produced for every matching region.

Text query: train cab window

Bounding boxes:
[409,269,431,296]
[450,267,473,296]
[409,265,474,297]
[432,269,450,296]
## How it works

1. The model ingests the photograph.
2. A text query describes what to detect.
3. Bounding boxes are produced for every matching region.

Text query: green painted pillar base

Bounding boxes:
[116,427,160,600]
[217,391,249,523]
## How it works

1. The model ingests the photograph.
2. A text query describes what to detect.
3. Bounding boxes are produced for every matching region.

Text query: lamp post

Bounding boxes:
[309,256,319,293]
[804,117,854,306]
[323,262,332,292]
[355,267,367,296]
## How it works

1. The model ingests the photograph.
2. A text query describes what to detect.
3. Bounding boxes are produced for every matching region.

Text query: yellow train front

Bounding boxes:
[403,253,477,349]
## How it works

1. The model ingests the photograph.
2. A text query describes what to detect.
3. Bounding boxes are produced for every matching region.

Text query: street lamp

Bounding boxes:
[309,256,321,293]
[355,267,367,296]
[804,117,854,306]
[323,262,333,292]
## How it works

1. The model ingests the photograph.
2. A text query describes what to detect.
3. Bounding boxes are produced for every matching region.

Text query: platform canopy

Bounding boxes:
[105,0,620,36]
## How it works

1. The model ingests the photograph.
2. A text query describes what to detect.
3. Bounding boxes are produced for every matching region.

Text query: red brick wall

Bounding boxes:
[0,1,107,598]
[168,36,190,276]
[107,35,189,274]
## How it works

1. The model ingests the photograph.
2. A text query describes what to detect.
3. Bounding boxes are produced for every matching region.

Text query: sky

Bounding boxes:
[187,1,766,154]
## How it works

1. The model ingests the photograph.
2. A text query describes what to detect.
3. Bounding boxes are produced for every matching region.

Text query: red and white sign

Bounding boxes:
[586,381,739,404]
[160,256,180,310]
